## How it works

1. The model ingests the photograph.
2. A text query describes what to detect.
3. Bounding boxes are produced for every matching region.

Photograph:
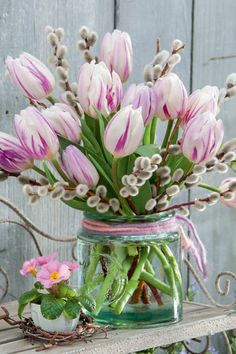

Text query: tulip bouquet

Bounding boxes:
[18,253,84,322]
[2,25,236,325]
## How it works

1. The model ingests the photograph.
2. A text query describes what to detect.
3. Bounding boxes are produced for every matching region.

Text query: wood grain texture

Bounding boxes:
[1,301,236,354]
[190,0,236,305]
[0,0,114,301]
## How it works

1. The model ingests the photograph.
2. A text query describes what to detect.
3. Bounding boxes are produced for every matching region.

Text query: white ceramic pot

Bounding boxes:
[31,303,79,332]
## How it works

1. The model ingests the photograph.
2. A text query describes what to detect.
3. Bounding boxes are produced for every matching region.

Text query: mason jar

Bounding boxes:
[77,211,183,328]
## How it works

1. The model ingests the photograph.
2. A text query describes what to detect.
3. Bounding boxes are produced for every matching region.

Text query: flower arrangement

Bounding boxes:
[2,25,236,328]
[18,253,84,323]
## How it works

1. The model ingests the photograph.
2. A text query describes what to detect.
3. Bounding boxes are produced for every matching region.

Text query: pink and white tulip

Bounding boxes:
[220,177,236,208]
[36,260,71,288]
[14,107,59,161]
[62,145,99,187]
[182,86,219,127]
[77,61,122,119]
[42,103,81,143]
[6,52,55,100]
[104,105,144,158]
[153,73,188,120]
[99,30,133,82]
[181,112,224,164]
[121,84,158,125]
[0,132,33,173]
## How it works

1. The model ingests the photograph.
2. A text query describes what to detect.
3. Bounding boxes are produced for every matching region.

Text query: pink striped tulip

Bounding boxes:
[14,107,59,161]
[42,103,82,143]
[77,61,122,119]
[99,30,133,82]
[153,73,188,120]
[181,112,223,164]
[121,84,158,125]
[0,132,33,173]
[104,105,144,157]
[182,86,219,127]
[220,178,236,208]
[6,52,55,100]
[62,145,99,187]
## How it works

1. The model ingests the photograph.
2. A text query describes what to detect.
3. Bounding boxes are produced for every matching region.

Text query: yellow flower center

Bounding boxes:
[50,271,61,282]
[27,266,34,272]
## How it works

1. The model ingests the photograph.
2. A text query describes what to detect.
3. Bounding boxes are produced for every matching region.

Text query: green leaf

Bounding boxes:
[63,300,81,319]
[96,110,113,165]
[18,289,41,319]
[34,282,44,290]
[62,198,92,212]
[88,154,115,192]
[41,295,65,320]
[78,294,96,312]
[80,116,103,157]
[18,289,40,305]
[132,181,152,214]
[135,144,160,158]
[58,283,77,298]
[43,162,57,185]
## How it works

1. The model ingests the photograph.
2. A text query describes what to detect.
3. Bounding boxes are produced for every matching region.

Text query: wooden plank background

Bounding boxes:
[0,0,235,314]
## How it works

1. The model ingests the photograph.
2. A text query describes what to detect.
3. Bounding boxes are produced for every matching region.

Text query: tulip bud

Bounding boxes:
[62,145,99,187]
[77,61,122,119]
[153,73,187,120]
[104,105,144,158]
[182,86,219,127]
[14,106,59,160]
[219,177,236,208]
[0,132,33,173]
[42,103,81,143]
[181,112,224,164]
[6,52,55,100]
[121,84,158,125]
[99,30,133,83]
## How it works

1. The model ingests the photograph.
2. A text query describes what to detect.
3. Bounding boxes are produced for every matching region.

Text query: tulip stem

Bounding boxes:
[150,117,158,144]
[52,159,71,182]
[112,158,134,216]
[32,165,47,177]
[47,95,59,104]
[161,120,174,149]
[198,183,221,193]
[143,122,152,145]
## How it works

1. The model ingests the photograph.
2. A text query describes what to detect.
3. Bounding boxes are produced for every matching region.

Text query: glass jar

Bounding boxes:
[77,212,183,328]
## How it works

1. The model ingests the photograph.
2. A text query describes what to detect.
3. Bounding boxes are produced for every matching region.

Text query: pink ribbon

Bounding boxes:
[82,215,208,279]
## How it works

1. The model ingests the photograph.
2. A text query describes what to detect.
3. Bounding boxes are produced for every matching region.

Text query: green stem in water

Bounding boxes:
[80,274,104,295]
[47,95,59,104]
[113,246,150,315]
[152,245,176,296]
[32,165,47,177]
[161,244,182,299]
[198,183,221,193]
[161,120,174,149]
[112,158,134,216]
[94,250,119,315]
[52,159,71,182]
[150,117,158,144]
[85,244,104,284]
[140,271,172,296]
[143,122,152,145]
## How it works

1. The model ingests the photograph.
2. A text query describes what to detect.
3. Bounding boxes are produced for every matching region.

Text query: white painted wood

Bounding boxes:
[190,0,236,305]
[0,0,114,301]
[0,301,235,354]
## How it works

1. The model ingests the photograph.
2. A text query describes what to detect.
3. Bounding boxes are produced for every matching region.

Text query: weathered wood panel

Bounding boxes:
[0,0,114,300]
[190,0,236,306]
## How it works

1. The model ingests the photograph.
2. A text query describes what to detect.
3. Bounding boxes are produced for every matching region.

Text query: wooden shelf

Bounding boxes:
[0,301,235,354]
